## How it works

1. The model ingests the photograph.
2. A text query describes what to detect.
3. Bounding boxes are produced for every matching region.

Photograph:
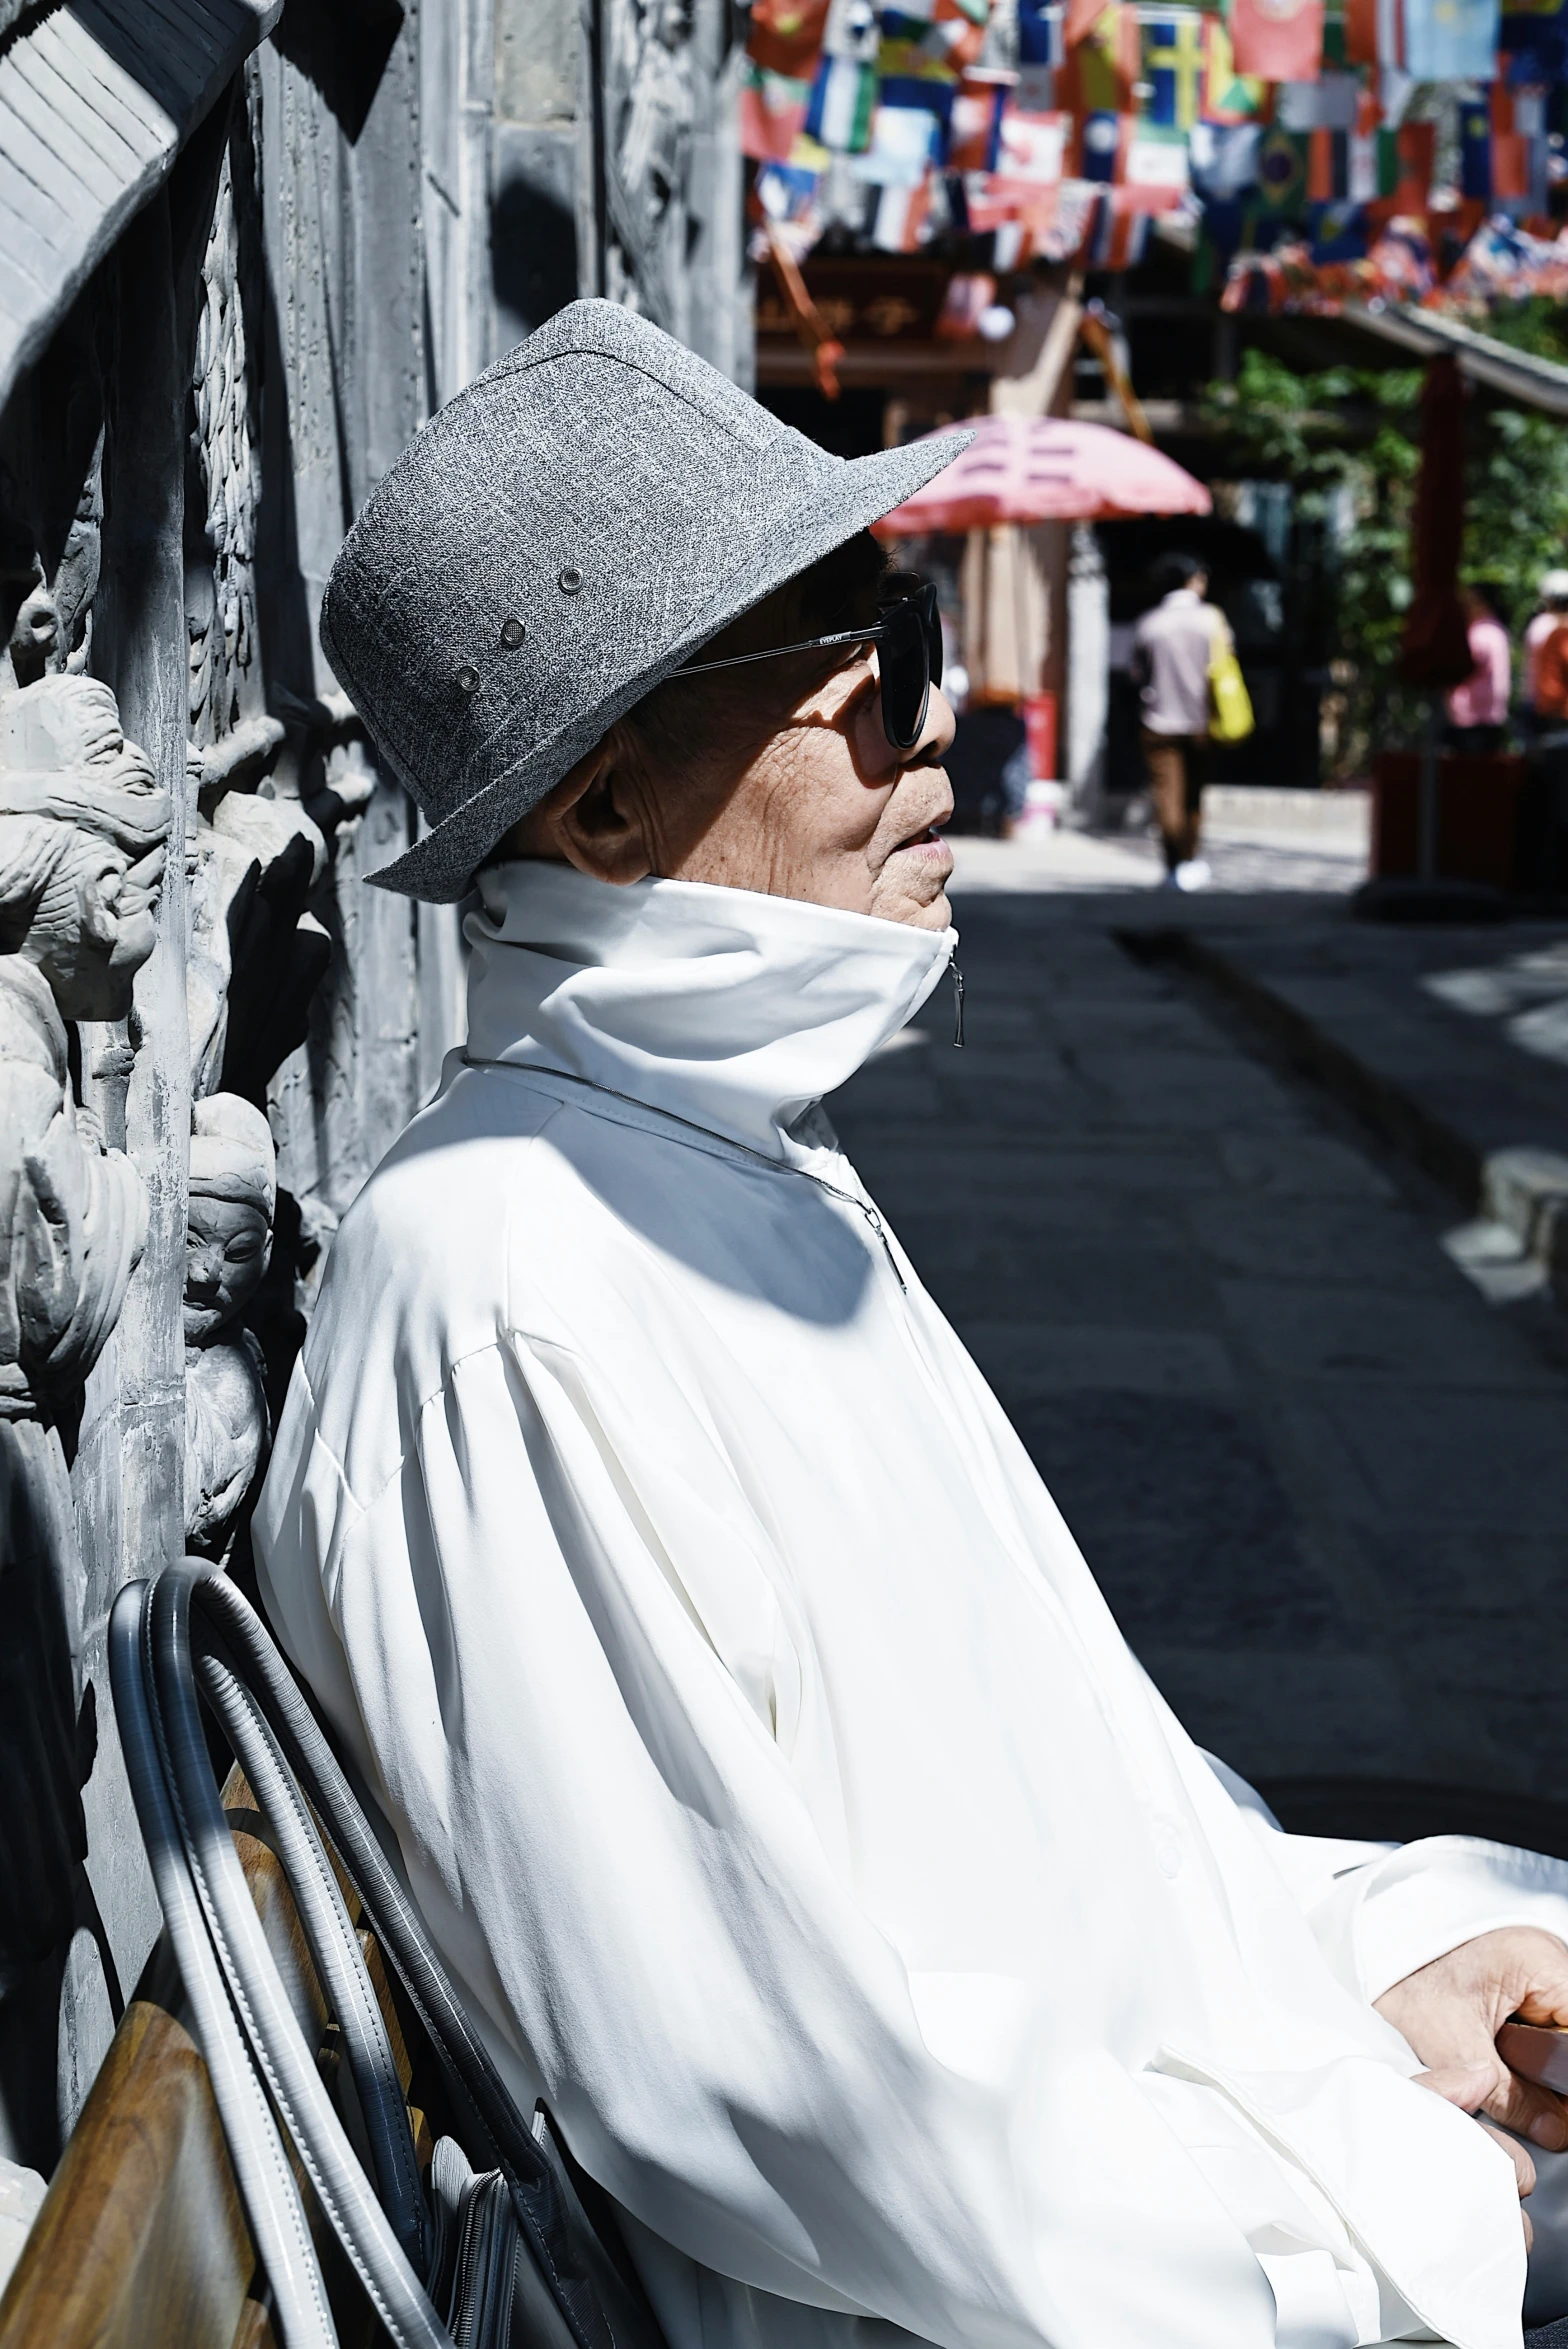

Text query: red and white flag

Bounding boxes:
[996,105,1069,186]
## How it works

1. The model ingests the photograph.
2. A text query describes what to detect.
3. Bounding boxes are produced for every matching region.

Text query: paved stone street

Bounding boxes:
[828,845,1568,1851]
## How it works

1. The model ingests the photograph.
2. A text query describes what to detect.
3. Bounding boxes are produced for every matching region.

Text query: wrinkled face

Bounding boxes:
[24,834,164,1023]
[666,650,958,931]
[509,643,958,933]
[184,1190,271,1344]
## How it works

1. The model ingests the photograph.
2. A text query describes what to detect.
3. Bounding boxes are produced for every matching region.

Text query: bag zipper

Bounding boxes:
[450,2170,517,2348]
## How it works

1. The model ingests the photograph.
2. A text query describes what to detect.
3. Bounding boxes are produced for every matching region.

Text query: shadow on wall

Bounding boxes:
[493,174,578,351]
[270,0,405,143]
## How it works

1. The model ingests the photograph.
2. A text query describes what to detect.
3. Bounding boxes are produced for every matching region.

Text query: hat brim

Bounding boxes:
[366,429,974,903]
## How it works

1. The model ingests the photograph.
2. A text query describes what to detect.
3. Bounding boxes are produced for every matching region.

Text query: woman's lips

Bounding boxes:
[892,825,954,872]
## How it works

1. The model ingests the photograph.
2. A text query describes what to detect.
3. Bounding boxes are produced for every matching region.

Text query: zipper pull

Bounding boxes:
[951,959,965,1049]
[863,1198,907,1291]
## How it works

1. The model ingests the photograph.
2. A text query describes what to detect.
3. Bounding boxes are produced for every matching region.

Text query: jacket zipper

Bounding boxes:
[951,959,965,1047]
[472,1059,909,1289]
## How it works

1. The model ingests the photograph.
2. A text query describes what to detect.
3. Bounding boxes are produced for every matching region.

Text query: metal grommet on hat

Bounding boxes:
[455,665,479,694]
[500,616,527,647]
[558,566,582,595]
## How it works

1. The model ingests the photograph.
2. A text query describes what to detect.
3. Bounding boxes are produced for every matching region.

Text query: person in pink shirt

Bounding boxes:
[1444,583,1512,754]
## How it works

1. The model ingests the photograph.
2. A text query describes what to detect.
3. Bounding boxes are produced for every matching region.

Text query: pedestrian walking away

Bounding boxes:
[1445,583,1512,755]
[258,301,1568,2349]
[1521,569,1568,743]
[1524,573,1568,887]
[1131,550,1233,889]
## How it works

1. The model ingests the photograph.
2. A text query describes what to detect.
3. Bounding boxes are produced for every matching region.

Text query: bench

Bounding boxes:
[0,1772,436,2347]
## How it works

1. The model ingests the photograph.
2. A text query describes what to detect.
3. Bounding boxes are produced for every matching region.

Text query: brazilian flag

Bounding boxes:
[1255,124,1309,213]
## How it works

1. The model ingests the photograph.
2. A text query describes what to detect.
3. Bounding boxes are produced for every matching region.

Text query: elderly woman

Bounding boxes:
[257,303,1568,2349]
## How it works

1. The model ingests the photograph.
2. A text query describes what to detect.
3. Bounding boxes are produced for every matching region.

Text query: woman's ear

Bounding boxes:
[554,727,660,885]
[512,727,658,886]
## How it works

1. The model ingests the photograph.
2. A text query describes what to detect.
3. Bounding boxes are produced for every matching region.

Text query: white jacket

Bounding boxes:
[257,861,1568,2349]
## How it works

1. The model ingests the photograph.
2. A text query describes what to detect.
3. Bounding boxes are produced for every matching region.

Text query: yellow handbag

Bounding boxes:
[1209,628,1255,744]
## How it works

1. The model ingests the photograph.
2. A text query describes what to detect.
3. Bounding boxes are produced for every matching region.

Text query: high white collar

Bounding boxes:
[462,862,956,1163]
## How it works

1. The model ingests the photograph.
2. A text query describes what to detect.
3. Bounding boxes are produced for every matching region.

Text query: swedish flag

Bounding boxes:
[1141,13,1206,128]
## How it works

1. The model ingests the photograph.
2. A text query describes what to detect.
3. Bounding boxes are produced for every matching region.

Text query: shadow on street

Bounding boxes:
[829,880,1568,1855]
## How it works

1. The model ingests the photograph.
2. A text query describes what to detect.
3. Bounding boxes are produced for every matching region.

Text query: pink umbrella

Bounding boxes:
[872,412,1212,536]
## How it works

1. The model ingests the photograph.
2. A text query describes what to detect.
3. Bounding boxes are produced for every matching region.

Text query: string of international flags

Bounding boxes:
[743,0,1568,303]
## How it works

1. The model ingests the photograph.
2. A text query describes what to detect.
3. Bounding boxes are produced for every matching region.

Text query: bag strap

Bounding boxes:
[116,1563,453,2349]
[194,1633,430,2271]
[109,1581,340,2349]
[188,1566,620,2349]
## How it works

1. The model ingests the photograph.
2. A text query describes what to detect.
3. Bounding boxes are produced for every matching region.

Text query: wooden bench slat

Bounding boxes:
[0,1768,417,2346]
[0,1998,261,2348]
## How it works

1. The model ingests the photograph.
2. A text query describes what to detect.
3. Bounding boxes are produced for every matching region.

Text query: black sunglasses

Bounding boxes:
[677,580,943,754]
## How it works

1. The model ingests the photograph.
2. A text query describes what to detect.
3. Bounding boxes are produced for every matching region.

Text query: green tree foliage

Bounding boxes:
[1470,297,1568,366]
[1201,347,1568,774]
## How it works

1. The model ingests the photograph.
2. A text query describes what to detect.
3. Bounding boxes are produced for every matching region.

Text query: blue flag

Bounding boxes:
[1403,0,1498,81]
[1458,93,1494,194]
[1018,0,1065,65]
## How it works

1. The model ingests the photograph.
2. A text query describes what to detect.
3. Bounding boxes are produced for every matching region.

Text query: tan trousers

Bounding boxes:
[1142,731,1208,870]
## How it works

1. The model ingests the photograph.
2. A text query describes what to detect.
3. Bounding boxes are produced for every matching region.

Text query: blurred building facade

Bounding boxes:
[0,0,749,2173]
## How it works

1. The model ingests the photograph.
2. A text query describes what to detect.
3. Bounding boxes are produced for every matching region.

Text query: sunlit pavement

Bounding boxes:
[947,819,1370,899]
[829,854,1568,1849]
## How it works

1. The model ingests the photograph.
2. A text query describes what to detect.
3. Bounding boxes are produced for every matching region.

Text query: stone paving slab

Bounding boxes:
[1123,898,1568,1216]
[828,872,1568,1850]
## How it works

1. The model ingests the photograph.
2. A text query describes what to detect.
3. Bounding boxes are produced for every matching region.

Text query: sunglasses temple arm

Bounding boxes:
[677,623,884,679]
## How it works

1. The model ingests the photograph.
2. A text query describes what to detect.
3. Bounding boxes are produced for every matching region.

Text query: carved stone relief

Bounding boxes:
[184,1092,273,1553]
[175,100,335,1557]
[0,675,168,1398]
[0,673,168,2160]
[0,678,170,1398]
[0,0,749,2177]
[589,0,749,384]
[3,431,103,698]
[603,0,699,329]
[187,130,261,753]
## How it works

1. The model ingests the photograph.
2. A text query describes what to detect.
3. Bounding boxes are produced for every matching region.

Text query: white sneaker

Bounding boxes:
[1173,857,1211,892]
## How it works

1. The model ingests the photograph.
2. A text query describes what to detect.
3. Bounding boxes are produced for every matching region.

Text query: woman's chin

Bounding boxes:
[870,865,953,931]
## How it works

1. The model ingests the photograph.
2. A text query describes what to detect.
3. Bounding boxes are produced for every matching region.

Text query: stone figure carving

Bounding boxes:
[187,790,328,1102]
[0,672,166,2161]
[183,1092,273,1552]
[0,676,169,1413]
[188,138,260,750]
[603,0,698,328]
[2,430,105,697]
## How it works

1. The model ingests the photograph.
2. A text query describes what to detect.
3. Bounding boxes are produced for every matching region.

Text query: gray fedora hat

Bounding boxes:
[319,299,971,902]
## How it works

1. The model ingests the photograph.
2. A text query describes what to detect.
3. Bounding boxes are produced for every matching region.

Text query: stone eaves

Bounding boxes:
[0,0,282,415]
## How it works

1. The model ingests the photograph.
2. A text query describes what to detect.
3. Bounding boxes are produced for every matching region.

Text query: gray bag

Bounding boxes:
[111,1557,667,2349]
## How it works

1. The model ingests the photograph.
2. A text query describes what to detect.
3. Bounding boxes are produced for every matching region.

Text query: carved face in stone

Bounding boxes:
[0,675,169,1023]
[4,454,103,692]
[185,1188,271,1345]
[185,1093,275,1345]
[9,559,60,687]
[0,819,162,1023]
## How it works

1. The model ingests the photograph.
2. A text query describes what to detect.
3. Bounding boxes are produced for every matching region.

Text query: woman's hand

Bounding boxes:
[1380,1927,1568,2246]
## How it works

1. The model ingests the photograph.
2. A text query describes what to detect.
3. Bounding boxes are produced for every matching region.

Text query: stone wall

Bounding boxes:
[0,0,749,2172]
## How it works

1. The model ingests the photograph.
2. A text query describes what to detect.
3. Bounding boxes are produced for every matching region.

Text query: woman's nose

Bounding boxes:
[908,681,957,767]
